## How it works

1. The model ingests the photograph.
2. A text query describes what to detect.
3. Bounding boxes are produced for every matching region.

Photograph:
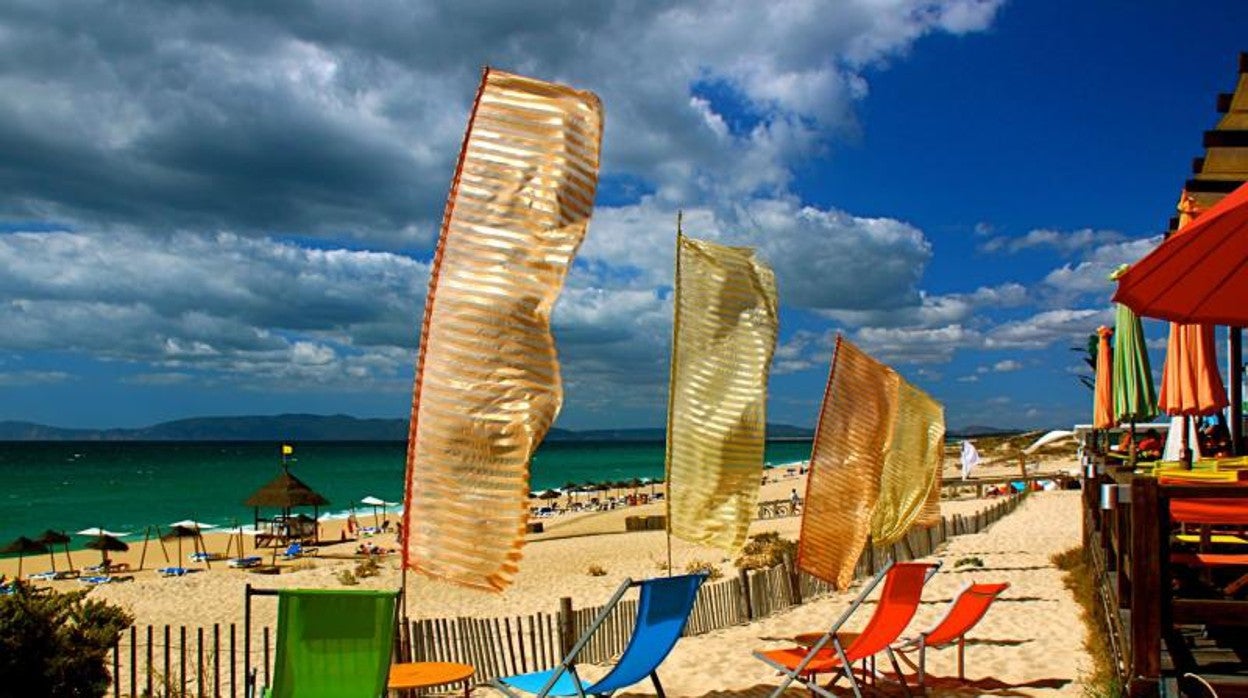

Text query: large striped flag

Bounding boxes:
[797,336,944,589]
[666,233,779,552]
[401,68,603,592]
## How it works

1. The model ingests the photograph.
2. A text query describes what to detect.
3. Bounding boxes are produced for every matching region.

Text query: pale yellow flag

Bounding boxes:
[797,336,945,588]
[666,234,779,552]
[401,68,603,592]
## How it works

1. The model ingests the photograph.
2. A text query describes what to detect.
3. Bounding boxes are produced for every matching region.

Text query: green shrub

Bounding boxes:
[586,563,607,577]
[0,582,133,697]
[337,569,359,586]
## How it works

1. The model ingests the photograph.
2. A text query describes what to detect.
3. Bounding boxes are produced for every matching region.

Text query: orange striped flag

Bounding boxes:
[797,336,944,589]
[400,68,603,592]
[666,234,779,551]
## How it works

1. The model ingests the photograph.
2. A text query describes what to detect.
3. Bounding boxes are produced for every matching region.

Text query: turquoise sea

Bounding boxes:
[0,439,813,551]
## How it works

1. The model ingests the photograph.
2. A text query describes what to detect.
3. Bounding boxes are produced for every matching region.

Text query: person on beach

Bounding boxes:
[790,488,801,513]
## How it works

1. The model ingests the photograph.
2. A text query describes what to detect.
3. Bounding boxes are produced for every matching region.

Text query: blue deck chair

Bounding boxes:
[493,573,706,698]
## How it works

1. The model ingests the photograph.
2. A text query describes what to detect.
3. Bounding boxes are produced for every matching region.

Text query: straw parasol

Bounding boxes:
[84,534,129,567]
[162,523,213,567]
[2,536,49,578]
[36,529,73,573]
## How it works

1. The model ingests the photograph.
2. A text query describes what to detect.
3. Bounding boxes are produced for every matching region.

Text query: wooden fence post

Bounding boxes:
[738,569,754,621]
[782,550,803,605]
[557,597,576,660]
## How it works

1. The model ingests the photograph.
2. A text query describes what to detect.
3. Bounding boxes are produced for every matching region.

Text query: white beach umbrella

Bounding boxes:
[168,520,217,530]
[360,495,397,528]
[76,527,131,537]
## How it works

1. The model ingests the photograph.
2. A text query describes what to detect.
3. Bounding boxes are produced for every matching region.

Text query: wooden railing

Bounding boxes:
[1082,455,1248,697]
[107,495,1024,697]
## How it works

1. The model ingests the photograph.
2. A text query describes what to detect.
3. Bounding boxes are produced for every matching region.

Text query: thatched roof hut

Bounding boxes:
[244,468,329,546]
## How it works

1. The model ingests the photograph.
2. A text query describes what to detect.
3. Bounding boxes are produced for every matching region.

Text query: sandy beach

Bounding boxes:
[2,448,1088,695]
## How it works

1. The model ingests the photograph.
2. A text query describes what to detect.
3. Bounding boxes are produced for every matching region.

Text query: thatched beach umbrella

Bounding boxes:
[84,534,129,567]
[36,529,73,573]
[2,536,48,578]
[162,524,209,567]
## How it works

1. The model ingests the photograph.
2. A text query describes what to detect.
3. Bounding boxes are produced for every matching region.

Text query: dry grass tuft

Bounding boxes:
[1051,547,1123,697]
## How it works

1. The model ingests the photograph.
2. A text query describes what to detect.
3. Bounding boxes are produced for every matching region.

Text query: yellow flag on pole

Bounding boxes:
[400,68,603,592]
[666,234,779,552]
[797,336,944,589]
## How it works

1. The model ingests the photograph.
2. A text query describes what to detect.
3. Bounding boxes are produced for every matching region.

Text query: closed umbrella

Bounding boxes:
[2,536,49,579]
[35,529,73,573]
[1111,281,1158,464]
[1093,326,1115,430]
[1159,322,1229,466]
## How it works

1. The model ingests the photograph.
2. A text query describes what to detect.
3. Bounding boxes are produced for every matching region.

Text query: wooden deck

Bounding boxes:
[1082,452,1248,696]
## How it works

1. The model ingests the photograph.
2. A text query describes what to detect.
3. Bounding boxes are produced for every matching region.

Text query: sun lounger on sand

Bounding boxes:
[158,566,189,577]
[227,556,262,569]
[27,570,78,581]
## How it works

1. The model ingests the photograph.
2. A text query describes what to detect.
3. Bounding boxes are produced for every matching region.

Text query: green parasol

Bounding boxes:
[1111,290,1157,464]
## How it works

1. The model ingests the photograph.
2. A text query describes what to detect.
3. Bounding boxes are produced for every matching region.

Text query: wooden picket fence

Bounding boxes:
[107,495,1023,697]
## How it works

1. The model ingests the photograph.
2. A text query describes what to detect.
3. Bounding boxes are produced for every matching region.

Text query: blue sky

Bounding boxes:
[1,0,1245,432]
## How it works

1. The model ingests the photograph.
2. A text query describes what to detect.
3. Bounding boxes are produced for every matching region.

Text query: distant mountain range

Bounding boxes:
[0,414,819,442]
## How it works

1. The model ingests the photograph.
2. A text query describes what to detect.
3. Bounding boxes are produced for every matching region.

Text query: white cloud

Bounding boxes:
[982,228,1127,255]
[852,324,982,364]
[0,370,73,386]
[985,308,1113,350]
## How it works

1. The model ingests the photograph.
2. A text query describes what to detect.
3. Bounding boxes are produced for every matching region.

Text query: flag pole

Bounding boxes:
[663,211,684,576]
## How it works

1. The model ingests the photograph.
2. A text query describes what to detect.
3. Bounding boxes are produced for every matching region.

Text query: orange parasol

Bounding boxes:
[1113,183,1248,326]
[1159,323,1229,417]
[1093,326,1115,429]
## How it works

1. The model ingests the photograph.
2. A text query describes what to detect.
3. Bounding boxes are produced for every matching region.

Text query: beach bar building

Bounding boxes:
[1082,53,1248,697]
[243,467,329,547]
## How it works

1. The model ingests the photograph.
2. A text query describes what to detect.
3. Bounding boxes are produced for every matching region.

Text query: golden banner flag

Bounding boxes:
[401,68,603,592]
[797,336,944,589]
[666,234,779,552]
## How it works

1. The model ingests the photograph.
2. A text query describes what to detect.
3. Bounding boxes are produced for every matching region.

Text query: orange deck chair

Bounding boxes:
[1164,477,1248,596]
[892,581,1009,687]
[754,560,939,698]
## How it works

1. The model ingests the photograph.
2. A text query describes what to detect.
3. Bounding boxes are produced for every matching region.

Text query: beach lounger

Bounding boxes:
[158,566,189,577]
[244,586,400,698]
[493,573,707,697]
[79,575,113,585]
[188,551,221,562]
[754,560,939,698]
[892,581,1009,686]
[228,556,263,569]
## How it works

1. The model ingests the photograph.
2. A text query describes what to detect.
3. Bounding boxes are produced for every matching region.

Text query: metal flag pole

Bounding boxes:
[663,211,684,577]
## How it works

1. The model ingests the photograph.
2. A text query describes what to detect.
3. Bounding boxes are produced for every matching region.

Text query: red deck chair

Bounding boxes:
[892,581,1009,686]
[753,560,939,698]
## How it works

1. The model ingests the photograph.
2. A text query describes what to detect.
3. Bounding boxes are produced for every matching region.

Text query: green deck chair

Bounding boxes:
[246,587,399,698]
